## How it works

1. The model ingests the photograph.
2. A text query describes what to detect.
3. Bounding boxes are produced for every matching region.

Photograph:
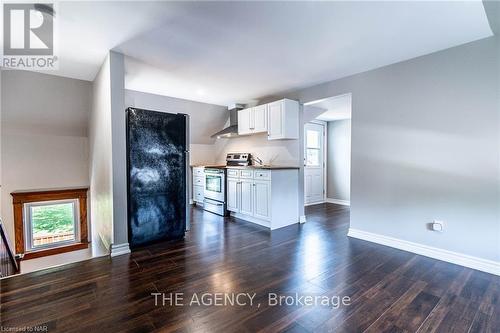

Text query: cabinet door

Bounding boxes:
[267,100,284,140]
[252,105,268,133]
[240,179,254,216]
[227,178,240,212]
[253,180,271,220]
[193,176,204,187]
[238,108,253,135]
[194,185,204,203]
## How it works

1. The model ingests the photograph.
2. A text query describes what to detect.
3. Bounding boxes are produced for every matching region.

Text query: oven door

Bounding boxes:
[204,172,225,202]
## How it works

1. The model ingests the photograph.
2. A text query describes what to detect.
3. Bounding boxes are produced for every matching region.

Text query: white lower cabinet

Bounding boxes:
[227,168,298,229]
[194,186,204,203]
[227,170,268,218]
[240,179,254,216]
[192,167,205,204]
[227,178,239,212]
[253,180,270,220]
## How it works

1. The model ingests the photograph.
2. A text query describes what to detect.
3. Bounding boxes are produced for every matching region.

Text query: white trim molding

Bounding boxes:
[299,215,307,223]
[232,212,270,228]
[110,243,131,257]
[347,228,500,276]
[305,201,325,207]
[326,198,350,206]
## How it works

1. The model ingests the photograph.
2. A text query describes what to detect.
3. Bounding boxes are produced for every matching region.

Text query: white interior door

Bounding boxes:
[304,122,325,205]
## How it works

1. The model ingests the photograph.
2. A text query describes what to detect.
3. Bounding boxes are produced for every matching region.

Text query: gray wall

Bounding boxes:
[125,90,229,165]
[124,89,229,206]
[284,36,500,262]
[327,120,351,202]
[1,70,91,246]
[125,89,228,145]
[125,89,229,167]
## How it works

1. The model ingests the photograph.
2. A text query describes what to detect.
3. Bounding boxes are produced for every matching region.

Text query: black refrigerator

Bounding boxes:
[126,107,189,248]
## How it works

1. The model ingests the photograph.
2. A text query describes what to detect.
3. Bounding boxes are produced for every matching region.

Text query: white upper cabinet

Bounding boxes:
[252,104,268,133]
[238,105,268,135]
[267,101,284,139]
[238,108,253,135]
[238,99,299,140]
[267,99,299,140]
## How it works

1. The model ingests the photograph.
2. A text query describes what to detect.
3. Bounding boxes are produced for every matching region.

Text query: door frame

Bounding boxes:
[304,120,327,206]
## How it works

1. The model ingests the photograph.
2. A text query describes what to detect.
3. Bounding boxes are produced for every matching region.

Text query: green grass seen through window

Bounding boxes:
[31,203,75,236]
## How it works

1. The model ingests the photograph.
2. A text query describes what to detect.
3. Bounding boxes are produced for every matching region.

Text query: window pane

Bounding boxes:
[306,130,320,149]
[31,202,76,247]
[306,149,320,166]
[206,175,222,193]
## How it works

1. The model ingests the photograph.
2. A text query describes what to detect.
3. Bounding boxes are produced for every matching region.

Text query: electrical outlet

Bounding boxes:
[430,220,444,232]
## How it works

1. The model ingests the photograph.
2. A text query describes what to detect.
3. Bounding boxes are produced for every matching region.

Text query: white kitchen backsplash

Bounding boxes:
[190,144,217,165]
[213,132,300,166]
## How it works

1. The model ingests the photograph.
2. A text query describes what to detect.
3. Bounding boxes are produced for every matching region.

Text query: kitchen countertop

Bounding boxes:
[190,165,226,168]
[225,165,300,170]
[190,165,299,170]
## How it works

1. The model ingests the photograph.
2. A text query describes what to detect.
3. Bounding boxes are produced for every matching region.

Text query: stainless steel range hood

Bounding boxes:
[211,104,244,139]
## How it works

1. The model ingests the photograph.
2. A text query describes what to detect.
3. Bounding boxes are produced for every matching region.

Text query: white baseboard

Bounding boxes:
[347,228,500,276]
[299,215,307,223]
[110,243,131,257]
[304,201,325,207]
[232,212,270,228]
[326,198,350,206]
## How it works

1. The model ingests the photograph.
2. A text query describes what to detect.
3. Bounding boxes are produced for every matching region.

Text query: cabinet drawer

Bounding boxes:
[194,185,204,202]
[193,176,204,186]
[193,167,204,177]
[227,169,239,178]
[254,170,270,180]
[239,169,254,179]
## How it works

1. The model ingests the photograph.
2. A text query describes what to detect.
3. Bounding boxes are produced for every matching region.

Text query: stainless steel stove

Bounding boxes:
[202,153,252,216]
[203,167,227,216]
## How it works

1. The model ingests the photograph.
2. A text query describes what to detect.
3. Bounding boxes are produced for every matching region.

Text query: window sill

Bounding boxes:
[22,242,89,260]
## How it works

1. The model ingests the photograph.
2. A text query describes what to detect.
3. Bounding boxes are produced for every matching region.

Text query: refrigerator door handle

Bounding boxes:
[182,113,191,232]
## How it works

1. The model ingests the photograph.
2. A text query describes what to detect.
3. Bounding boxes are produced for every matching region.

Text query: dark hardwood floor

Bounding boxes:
[1,203,499,332]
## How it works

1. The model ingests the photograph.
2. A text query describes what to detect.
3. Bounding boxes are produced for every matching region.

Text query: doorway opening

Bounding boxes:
[303,93,352,207]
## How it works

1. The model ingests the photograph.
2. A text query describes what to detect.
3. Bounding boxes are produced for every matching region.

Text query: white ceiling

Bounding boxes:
[7,1,493,106]
[309,94,352,122]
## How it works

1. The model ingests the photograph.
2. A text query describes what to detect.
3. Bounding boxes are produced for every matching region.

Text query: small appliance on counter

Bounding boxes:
[226,153,252,166]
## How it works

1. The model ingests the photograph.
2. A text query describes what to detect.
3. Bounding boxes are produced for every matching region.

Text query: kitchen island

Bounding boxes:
[225,166,300,230]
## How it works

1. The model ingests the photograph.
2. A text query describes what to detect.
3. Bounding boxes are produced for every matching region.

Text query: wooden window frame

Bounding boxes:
[11,188,89,260]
